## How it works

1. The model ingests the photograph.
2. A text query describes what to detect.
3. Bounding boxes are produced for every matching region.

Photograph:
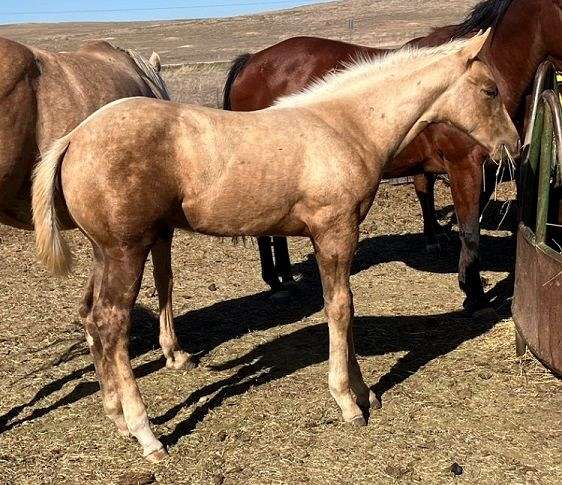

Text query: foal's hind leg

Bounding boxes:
[151,233,195,370]
[81,252,129,437]
[95,246,166,461]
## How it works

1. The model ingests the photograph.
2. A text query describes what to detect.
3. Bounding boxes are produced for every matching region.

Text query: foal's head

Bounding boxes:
[429,30,519,160]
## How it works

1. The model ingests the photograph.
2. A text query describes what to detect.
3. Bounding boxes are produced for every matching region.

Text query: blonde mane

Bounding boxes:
[274,38,471,109]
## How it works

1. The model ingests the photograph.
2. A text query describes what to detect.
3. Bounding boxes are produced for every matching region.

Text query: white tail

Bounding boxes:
[32,133,74,276]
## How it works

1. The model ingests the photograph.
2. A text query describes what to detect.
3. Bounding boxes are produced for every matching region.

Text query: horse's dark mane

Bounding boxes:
[452,0,514,38]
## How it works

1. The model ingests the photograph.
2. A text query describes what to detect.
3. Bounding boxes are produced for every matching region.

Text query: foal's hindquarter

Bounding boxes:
[35,34,517,461]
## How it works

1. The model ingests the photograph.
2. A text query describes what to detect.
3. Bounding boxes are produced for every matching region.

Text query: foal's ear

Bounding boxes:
[149,52,162,72]
[461,28,491,63]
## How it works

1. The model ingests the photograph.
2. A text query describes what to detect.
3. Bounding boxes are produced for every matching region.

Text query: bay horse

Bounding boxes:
[32,33,518,461]
[223,0,562,313]
[0,37,192,369]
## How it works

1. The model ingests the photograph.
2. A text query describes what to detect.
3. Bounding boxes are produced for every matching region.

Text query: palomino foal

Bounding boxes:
[32,31,518,461]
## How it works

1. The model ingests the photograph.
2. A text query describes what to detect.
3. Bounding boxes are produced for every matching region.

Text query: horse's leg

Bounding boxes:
[95,246,166,462]
[311,218,367,425]
[79,267,96,319]
[80,249,130,437]
[347,326,381,411]
[258,236,282,291]
[273,236,295,285]
[151,233,195,370]
[447,153,491,314]
[414,173,445,252]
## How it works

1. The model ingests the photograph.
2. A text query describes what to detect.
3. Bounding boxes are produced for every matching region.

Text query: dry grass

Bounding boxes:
[0,1,561,484]
[1,179,560,484]
[163,63,230,107]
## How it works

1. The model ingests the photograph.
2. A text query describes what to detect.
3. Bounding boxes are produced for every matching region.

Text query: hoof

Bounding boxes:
[473,307,500,323]
[348,415,367,427]
[166,351,196,371]
[145,447,168,463]
[269,290,291,304]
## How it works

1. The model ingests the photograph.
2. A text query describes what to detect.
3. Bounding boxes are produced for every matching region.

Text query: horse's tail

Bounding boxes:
[222,53,251,110]
[32,133,74,276]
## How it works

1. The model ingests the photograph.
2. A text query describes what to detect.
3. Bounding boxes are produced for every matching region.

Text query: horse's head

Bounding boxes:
[430,30,520,160]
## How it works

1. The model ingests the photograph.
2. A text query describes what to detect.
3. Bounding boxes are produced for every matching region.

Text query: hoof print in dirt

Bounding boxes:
[212,473,225,485]
[385,465,412,479]
[118,471,156,485]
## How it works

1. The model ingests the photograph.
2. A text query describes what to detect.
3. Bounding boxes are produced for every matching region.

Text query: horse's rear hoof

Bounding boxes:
[166,351,196,371]
[145,447,169,463]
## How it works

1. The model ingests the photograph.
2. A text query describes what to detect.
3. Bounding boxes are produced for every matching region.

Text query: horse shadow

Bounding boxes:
[0,279,328,434]
[157,272,514,449]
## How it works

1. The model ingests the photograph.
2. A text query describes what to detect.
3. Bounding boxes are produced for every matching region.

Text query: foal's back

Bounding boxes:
[59,97,365,242]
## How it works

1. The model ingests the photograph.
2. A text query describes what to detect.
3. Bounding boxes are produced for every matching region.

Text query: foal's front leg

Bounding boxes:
[151,234,195,370]
[311,220,376,425]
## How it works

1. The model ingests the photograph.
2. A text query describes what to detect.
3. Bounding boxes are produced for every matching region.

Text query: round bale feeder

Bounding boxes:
[513,61,562,375]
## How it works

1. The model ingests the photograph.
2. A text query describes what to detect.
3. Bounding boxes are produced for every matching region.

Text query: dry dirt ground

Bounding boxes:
[0,1,561,484]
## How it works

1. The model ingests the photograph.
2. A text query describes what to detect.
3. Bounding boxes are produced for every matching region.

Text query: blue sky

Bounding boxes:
[0,0,327,24]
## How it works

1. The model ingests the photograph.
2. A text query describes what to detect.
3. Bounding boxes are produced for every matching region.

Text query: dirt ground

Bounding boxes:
[0,1,561,484]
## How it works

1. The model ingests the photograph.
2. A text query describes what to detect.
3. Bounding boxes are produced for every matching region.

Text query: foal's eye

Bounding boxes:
[483,87,499,98]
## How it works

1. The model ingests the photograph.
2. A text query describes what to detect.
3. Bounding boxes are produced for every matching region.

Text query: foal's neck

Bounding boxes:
[326,57,459,172]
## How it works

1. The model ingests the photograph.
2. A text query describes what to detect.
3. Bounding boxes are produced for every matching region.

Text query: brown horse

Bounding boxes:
[32,33,518,461]
[224,0,562,313]
[0,37,193,370]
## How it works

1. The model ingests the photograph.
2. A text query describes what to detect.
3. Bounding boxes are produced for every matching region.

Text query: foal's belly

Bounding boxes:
[181,194,306,237]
